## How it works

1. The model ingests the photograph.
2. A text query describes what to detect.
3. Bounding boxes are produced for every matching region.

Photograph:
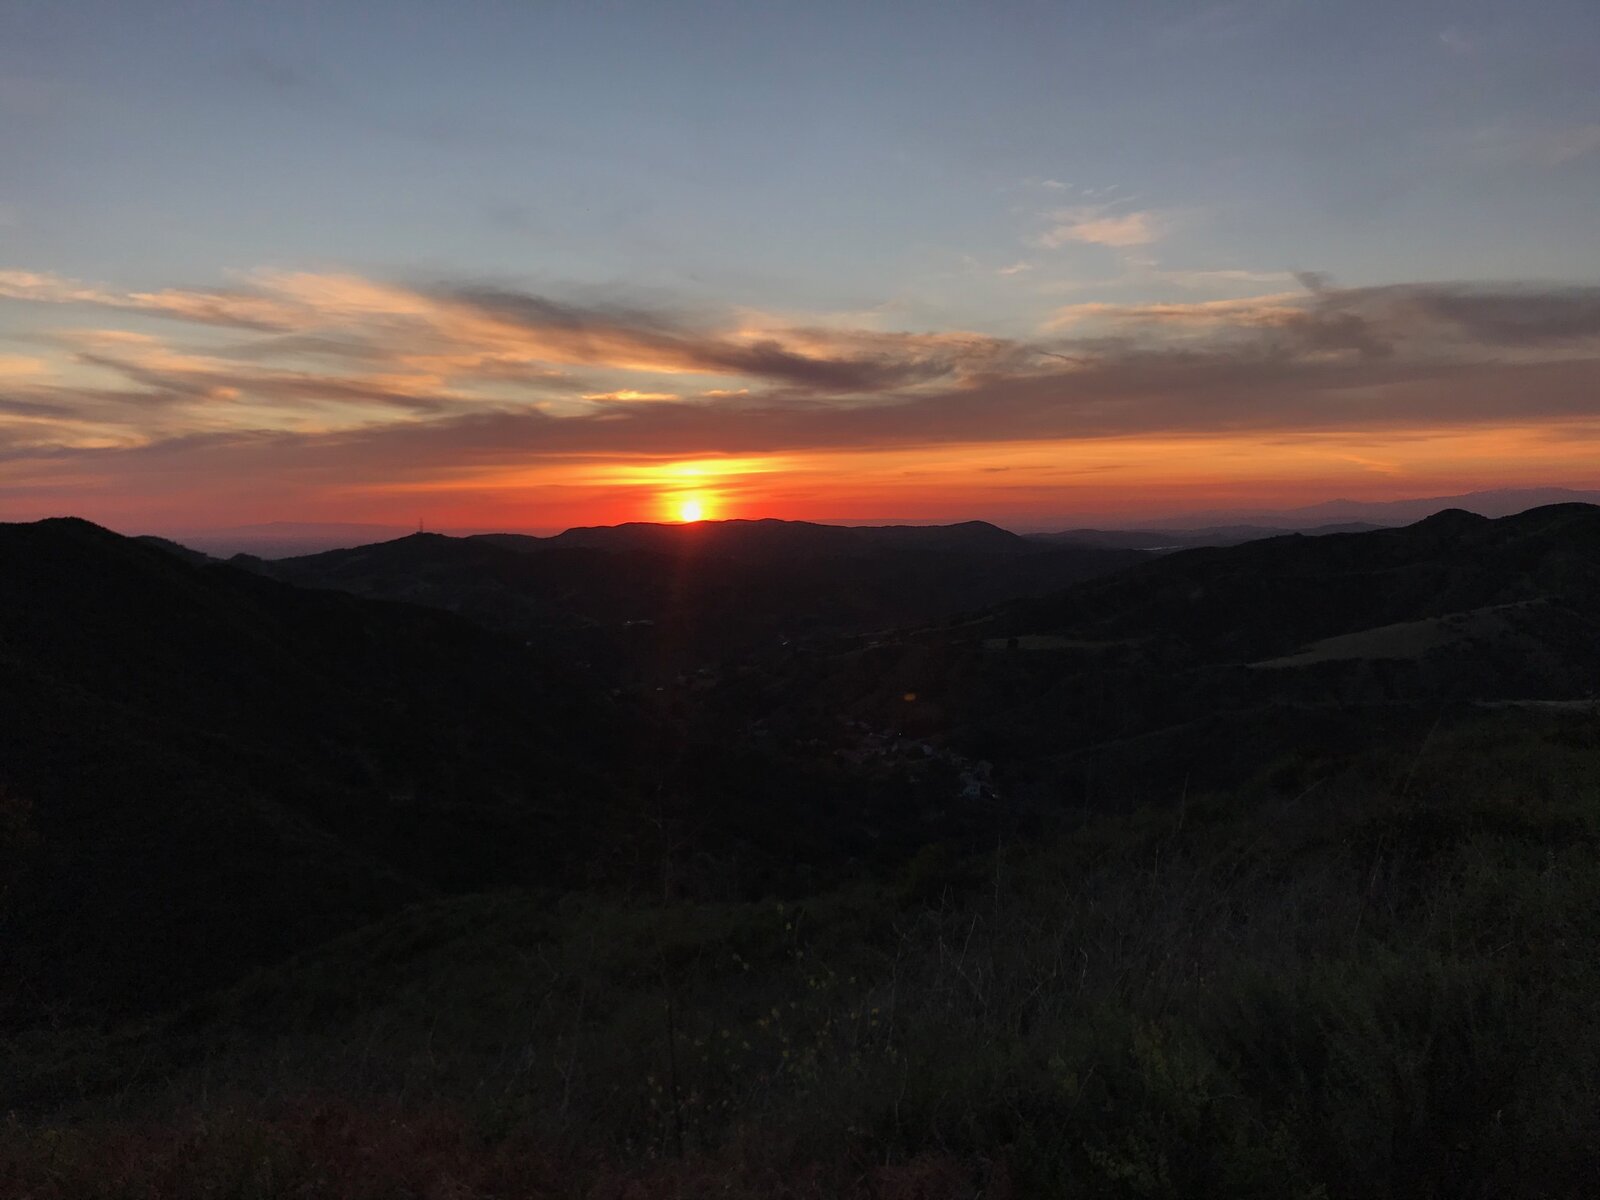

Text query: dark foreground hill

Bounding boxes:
[241,518,1147,678]
[0,520,1039,1027]
[6,706,1599,1196]
[0,518,633,1021]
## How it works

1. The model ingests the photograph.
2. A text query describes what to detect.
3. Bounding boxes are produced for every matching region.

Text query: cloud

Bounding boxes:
[1049,282,1600,359]
[2,268,1021,398]
[445,285,982,392]
[1399,285,1600,345]
[0,268,312,329]
[1156,268,1292,289]
[1046,292,1306,330]
[4,266,1600,521]
[0,270,117,306]
[581,390,680,403]
[0,355,45,378]
[0,268,1040,462]
[996,261,1033,277]
[1039,206,1164,248]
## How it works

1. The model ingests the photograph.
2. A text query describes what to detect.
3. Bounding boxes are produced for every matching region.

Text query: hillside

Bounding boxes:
[706,505,1600,806]
[6,706,1598,1197]
[0,518,631,1022]
[1126,486,1600,529]
[1003,504,1600,655]
[1,519,1044,1030]
[5,508,1600,1197]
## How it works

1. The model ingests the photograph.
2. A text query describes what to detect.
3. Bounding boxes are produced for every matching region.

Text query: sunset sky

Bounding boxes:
[3,0,1599,533]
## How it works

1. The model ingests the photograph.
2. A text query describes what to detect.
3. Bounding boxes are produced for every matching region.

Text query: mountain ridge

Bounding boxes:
[124,487,1600,557]
[244,518,1147,677]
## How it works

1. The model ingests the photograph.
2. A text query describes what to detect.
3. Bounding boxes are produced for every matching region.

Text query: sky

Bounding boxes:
[2,0,1598,533]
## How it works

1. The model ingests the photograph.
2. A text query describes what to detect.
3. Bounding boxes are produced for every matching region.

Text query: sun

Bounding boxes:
[662,487,717,522]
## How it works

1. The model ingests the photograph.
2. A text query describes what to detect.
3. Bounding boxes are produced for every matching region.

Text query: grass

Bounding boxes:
[4,710,1599,1197]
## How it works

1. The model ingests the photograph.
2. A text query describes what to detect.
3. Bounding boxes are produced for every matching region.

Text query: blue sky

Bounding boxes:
[9,1,1597,314]
[2,0,1599,530]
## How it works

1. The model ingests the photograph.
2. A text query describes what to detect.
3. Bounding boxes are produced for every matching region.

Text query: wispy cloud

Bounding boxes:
[3,266,1598,522]
[581,390,681,403]
[1049,281,1600,353]
[2,268,1026,399]
[0,354,45,379]
[1046,292,1306,331]
[1155,268,1292,289]
[1039,206,1165,248]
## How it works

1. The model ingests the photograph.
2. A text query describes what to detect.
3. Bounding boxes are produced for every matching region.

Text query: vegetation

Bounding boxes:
[4,510,1600,1195]
[5,712,1598,1197]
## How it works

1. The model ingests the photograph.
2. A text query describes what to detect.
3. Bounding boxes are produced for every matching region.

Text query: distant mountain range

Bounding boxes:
[136,487,1600,557]
[133,498,1600,677]
[235,519,1146,676]
[1122,486,1600,530]
[1028,521,1386,552]
[157,520,414,558]
[483,516,1031,560]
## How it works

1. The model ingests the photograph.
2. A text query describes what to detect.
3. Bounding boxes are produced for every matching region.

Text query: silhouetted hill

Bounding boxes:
[160,520,412,558]
[8,513,1600,1195]
[1139,486,1600,528]
[0,518,630,1023]
[251,519,1148,677]
[509,517,1033,560]
[1003,503,1600,659]
[1028,521,1386,551]
[1,521,1052,1032]
[716,504,1600,807]
[131,533,217,565]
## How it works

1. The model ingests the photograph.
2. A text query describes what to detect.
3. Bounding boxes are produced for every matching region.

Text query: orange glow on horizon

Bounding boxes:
[47,425,1600,535]
[288,422,1600,532]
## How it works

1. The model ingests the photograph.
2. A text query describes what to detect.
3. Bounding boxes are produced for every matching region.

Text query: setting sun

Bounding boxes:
[675,496,707,522]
